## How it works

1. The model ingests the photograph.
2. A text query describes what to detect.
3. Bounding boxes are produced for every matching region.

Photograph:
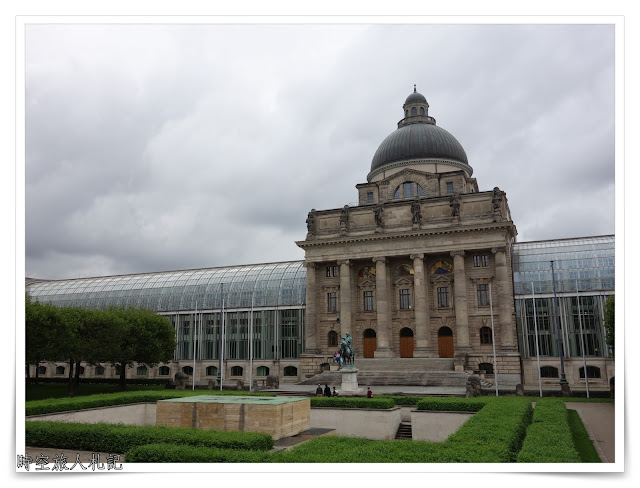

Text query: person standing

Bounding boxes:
[324,384,331,397]
[367,387,373,398]
[332,387,338,397]
[316,384,323,397]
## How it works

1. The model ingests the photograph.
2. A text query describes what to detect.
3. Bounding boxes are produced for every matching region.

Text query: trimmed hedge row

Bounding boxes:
[274,397,533,463]
[26,377,170,386]
[516,398,581,463]
[310,397,395,409]
[125,443,271,463]
[25,421,273,454]
[416,397,487,412]
[26,390,275,416]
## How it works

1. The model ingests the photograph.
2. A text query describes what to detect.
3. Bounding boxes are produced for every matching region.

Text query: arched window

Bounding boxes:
[358,266,376,281]
[205,366,217,376]
[159,366,170,376]
[55,366,65,375]
[405,110,408,117]
[480,326,493,344]
[257,366,270,377]
[579,366,601,379]
[37,366,46,375]
[478,362,494,374]
[540,366,559,378]
[136,366,148,376]
[231,366,243,376]
[394,182,424,199]
[411,107,417,116]
[394,264,414,277]
[328,330,338,347]
[420,107,425,115]
[182,366,193,375]
[284,366,298,376]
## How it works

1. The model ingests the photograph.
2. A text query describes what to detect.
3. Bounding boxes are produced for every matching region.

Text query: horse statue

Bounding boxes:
[339,332,355,368]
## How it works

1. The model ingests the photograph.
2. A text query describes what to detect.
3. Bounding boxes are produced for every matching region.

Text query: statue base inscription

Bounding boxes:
[340,367,361,393]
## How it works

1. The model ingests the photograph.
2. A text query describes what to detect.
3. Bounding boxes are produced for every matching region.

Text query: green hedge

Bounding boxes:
[275,397,533,463]
[310,397,395,409]
[26,390,275,416]
[26,377,170,386]
[516,398,581,463]
[125,443,272,463]
[416,397,487,412]
[25,421,273,454]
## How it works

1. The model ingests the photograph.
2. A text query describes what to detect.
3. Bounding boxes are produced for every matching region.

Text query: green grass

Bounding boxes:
[567,409,601,462]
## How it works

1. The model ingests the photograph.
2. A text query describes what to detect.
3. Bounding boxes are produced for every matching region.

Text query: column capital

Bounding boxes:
[303,261,317,269]
[491,247,507,254]
[410,253,425,261]
[373,256,387,264]
[337,259,351,267]
[450,250,466,257]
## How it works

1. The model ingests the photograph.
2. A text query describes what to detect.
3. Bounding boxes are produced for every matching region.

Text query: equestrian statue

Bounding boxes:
[339,332,355,368]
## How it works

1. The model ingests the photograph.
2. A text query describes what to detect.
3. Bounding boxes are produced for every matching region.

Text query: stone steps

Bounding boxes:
[395,422,413,440]
[354,358,455,372]
[300,370,469,387]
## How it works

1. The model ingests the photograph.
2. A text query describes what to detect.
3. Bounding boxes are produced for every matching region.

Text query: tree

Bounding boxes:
[604,295,614,359]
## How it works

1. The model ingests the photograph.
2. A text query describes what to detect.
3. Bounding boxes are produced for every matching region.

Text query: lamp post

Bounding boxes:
[550,261,570,394]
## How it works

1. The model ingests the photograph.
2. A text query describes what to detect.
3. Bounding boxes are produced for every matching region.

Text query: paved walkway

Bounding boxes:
[565,402,615,463]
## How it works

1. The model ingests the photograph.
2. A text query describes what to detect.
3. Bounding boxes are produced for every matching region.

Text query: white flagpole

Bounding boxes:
[249,295,254,392]
[531,283,543,397]
[576,280,590,398]
[489,283,499,396]
[220,297,225,392]
[192,301,197,391]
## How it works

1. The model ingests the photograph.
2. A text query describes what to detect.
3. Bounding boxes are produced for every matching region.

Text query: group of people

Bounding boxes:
[316,384,338,397]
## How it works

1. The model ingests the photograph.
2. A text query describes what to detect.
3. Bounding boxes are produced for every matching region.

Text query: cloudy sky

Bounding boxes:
[24,21,616,280]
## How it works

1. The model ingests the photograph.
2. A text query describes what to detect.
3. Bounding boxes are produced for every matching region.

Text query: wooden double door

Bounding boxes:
[438,326,454,358]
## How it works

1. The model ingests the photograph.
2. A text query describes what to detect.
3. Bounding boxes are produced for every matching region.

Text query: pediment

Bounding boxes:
[358,278,376,288]
[394,276,413,286]
[431,274,453,284]
[379,168,435,185]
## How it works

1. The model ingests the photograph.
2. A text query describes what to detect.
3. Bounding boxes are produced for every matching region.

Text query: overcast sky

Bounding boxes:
[24,22,615,280]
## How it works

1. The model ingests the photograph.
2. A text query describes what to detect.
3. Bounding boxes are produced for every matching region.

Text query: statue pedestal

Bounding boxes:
[340,367,361,394]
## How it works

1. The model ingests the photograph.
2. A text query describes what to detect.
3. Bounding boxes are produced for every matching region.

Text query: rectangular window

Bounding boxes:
[446,182,454,193]
[367,192,374,203]
[473,255,489,267]
[437,287,450,308]
[326,266,331,277]
[399,289,411,309]
[363,290,374,311]
[327,292,337,312]
[326,266,339,277]
[477,284,489,306]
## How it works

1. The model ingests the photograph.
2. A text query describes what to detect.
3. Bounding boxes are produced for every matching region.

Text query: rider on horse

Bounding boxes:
[339,332,355,367]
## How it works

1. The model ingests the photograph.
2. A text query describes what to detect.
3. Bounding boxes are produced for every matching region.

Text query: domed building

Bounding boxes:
[296,86,521,383]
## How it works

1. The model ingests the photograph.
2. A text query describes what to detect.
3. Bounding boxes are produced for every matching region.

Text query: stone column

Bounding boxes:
[303,262,319,353]
[411,253,431,356]
[451,250,471,350]
[492,247,516,349]
[338,260,352,338]
[373,257,392,357]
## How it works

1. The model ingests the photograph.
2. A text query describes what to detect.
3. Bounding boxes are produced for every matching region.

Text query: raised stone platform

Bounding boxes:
[155,395,310,440]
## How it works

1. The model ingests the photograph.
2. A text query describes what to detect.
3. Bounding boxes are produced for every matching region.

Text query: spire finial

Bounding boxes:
[414,84,417,93]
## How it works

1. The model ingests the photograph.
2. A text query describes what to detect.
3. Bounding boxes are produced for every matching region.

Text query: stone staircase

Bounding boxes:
[395,422,412,440]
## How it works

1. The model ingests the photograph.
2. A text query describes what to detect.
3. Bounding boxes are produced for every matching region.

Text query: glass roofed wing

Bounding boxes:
[26,261,307,312]
[512,236,614,295]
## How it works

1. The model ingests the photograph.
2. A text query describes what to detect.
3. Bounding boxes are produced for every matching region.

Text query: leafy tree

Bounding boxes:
[604,295,614,359]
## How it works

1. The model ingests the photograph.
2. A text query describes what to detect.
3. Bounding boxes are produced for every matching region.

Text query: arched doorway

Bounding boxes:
[438,327,454,358]
[363,329,377,358]
[400,327,414,358]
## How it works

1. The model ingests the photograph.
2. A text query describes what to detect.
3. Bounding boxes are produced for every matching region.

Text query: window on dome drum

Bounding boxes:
[473,255,488,267]
[182,366,193,376]
[477,284,490,306]
[136,366,147,376]
[579,366,601,379]
[327,292,337,312]
[328,330,338,347]
[420,107,425,115]
[231,366,243,376]
[480,326,493,344]
[364,290,374,311]
[284,366,298,376]
[37,366,46,375]
[56,366,65,375]
[399,289,411,309]
[540,366,559,378]
[446,182,454,193]
[206,366,217,376]
[367,191,374,203]
[159,366,170,376]
[411,107,417,115]
[478,362,493,374]
[437,287,450,308]
[257,366,269,377]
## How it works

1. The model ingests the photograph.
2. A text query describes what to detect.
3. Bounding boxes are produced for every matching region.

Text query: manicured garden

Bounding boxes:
[25,390,606,463]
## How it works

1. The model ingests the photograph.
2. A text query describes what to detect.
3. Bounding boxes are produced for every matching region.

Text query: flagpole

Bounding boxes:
[576,280,590,398]
[531,283,543,398]
[489,283,499,397]
[192,300,197,391]
[249,295,254,393]
[219,282,224,392]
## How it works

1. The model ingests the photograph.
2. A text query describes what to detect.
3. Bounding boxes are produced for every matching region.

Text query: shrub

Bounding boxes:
[416,397,487,412]
[310,397,395,409]
[125,443,271,463]
[25,421,273,454]
[516,398,581,463]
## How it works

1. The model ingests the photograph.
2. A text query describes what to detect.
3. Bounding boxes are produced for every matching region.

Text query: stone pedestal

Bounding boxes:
[340,367,361,393]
